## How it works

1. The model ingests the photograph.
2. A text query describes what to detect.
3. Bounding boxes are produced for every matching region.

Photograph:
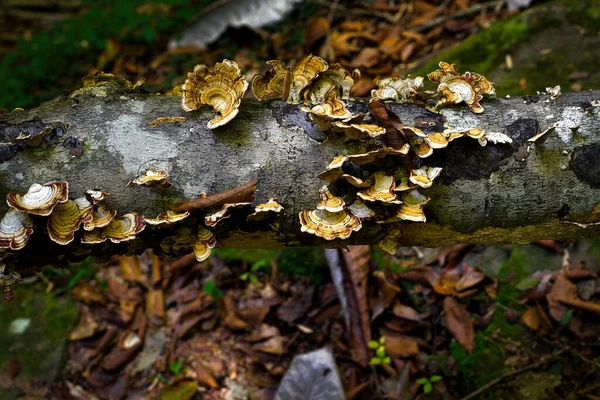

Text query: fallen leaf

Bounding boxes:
[546,272,577,322]
[350,47,380,68]
[171,181,257,212]
[305,17,328,50]
[159,379,198,400]
[443,296,474,354]
[192,360,219,388]
[70,282,105,304]
[392,302,421,321]
[382,332,419,358]
[455,266,486,292]
[556,297,600,317]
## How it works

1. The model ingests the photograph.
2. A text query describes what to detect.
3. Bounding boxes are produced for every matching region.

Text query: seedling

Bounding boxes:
[368,337,391,365]
[416,375,442,394]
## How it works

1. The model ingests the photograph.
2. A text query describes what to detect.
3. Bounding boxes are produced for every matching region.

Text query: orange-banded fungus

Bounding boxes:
[358,172,398,203]
[143,210,190,226]
[251,60,291,101]
[160,227,197,255]
[83,204,117,231]
[181,59,249,129]
[82,213,145,244]
[464,71,495,96]
[421,129,465,149]
[0,209,34,251]
[405,134,433,158]
[347,198,376,220]
[316,155,348,182]
[0,264,21,301]
[370,76,424,102]
[347,147,408,165]
[204,202,251,227]
[300,93,354,131]
[317,186,345,213]
[397,190,430,222]
[322,64,361,100]
[194,225,217,262]
[340,174,371,188]
[304,64,360,103]
[85,189,110,204]
[409,167,443,189]
[130,170,173,188]
[393,169,415,192]
[7,181,69,216]
[48,197,94,245]
[299,209,361,240]
[331,121,386,140]
[378,226,401,255]
[247,198,284,222]
[286,54,329,104]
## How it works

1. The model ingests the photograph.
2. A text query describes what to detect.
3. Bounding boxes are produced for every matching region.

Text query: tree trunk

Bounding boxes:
[1,78,600,267]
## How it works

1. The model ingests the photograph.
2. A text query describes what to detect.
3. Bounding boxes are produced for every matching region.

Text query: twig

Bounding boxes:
[459,349,566,400]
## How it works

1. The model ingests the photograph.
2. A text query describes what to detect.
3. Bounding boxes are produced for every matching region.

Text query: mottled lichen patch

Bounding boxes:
[571,144,600,187]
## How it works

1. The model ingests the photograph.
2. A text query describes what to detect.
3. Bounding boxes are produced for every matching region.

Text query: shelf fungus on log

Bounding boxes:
[7,181,69,216]
[130,170,173,188]
[204,202,251,227]
[143,210,190,226]
[194,225,217,262]
[0,264,21,301]
[83,204,117,231]
[246,198,284,222]
[304,63,360,104]
[181,59,248,129]
[286,54,329,104]
[299,208,362,241]
[85,189,110,204]
[347,198,376,220]
[82,212,145,244]
[48,197,94,245]
[251,60,291,101]
[317,186,346,213]
[396,190,430,222]
[0,209,34,251]
[331,121,385,140]
[393,169,416,192]
[357,172,399,204]
[370,76,424,103]
[160,227,196,256]
[300,93,354,131]
[378,225,402,255]
[427,62,495,113]
[409,167,443,189]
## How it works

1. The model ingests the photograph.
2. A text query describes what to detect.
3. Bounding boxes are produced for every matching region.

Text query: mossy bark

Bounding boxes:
[1,78,600,268]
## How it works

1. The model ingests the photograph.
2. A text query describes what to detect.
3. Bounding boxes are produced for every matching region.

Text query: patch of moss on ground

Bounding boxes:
[371,247,416,274]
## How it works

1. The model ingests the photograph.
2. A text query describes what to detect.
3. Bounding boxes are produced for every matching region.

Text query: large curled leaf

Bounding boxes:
[274,348,344,400]
[169,0,303,49]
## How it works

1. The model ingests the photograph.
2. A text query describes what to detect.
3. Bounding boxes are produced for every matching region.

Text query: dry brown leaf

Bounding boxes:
[546,272,577,322]
[71,282,105,304]
[382,332,419,358]
[443,296,474,354]
[369,100,407,151]
[556,297,600,317]
[304,16,329,50]
[192,361,219,388]
[171,180,257,212]
[392,302,421,321]
[146,289,166,321]
[455,266,486,292]
[350,47,380,69]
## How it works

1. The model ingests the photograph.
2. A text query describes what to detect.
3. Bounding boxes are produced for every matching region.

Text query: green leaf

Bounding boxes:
[383,356,391,364]
[249,274,259,285]
[424,382,432,394]
[416,377,429,385]
[368,357,382,365]
[368,340,380,349]
[430,375,442,383]
[240,272,249,281]
[515,277,540,291]
[169,359,183,377]
[376,348,386,358]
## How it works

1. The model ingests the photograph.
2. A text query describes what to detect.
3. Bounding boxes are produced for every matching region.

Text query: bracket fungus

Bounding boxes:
[300,94,354,131]
[130,170,173,188]
[397,190,430,222]
[331,121,385,140]
[82,213,145,244]
[0,209,34,251]
[181,59,248,129]
[357,172,399,204]
[347,198,376,220]
[7,181,69,216]
[370,76,424,102]
[378,226,401,255]
[304,63,360,104]
[317,186,346,213]
[85,189,110,204]
[84,204,117,231]
[204,202,251,227]
[143,210,190,226]
[428,62,495,113]
[48,197,94,245]
[0,264,21,301]
[299,208,361,241]
[194,225,217,262]
[247,198,284,222]
[409,167,443,189]
[251,60,291,101]
[286,54,329,104]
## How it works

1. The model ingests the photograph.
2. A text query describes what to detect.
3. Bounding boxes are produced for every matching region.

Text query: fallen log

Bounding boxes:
[1,76,600,268]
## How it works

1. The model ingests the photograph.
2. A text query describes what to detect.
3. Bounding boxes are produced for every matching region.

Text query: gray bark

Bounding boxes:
[1,78,600,267]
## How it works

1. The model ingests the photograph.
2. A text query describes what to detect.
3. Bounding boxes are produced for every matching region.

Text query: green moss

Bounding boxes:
[371,247,414,274]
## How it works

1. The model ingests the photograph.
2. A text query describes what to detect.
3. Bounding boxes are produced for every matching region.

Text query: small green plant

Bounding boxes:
[368,337,391,365]
[67,257,95,290]
[416,375,442,394]
[169,359,183,377]
[240,262,264,285]
[203,280,221,300]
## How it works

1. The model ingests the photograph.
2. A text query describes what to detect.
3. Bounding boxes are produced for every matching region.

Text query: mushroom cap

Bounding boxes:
[131,170,171,187]
[83,204,117,231]
[409,167,443,189]
[143,210,190,226]
[204,202,251,227]
[393,169,416,192]
[48,198,94,245]
[251,60,290,100]
[85,189,110,204]
[82,212,145,244]
[0,209,34,250]
[331,122,385,140]
[194,225,217,262]
[301,94,354,131]
[181,59,249,129]
[396,190,430,222]
[347,198,376,219]
[286,54,328,104]
[7,181,69,216]
[317,186,345,213]
[378,226,401,255]
[247,198,284,221]
[299,209,362,240]
[371,76,424,102]
[358,172,398,203]
[316,155,349,182]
